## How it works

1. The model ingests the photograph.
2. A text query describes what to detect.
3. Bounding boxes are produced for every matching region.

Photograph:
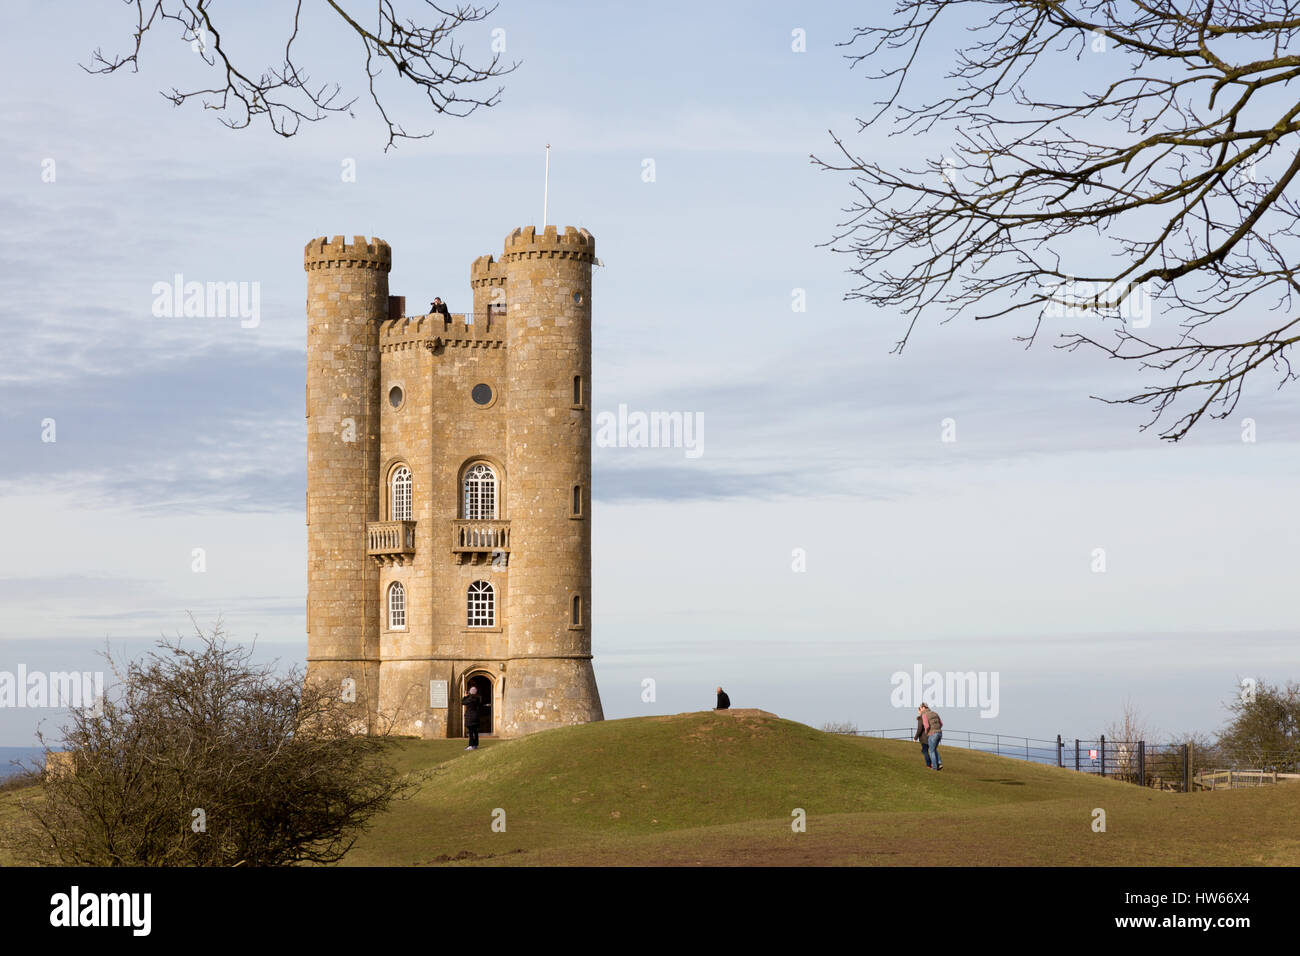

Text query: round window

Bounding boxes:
[471,383,493,406]
[389,385,404,408]
[572,291,584,305]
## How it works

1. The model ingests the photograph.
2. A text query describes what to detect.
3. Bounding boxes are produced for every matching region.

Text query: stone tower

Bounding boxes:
[303,236,388,731]
[303,226,603,739]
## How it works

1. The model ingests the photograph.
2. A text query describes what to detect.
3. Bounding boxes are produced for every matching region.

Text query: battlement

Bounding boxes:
[470,254,504,287]
[501,225,596,263]
[304,235,392,272]
[379,312,506,352]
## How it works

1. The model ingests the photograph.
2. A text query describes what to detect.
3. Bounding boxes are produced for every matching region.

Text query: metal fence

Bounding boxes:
[845,729,1297,793]
[854,727,1063,767]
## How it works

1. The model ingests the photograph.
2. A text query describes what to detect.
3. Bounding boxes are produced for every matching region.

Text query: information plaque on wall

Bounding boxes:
[429,680,448,709]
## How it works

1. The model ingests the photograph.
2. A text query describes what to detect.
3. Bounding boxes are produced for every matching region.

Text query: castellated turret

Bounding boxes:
[303,226,603,739]
[304,236,389,732]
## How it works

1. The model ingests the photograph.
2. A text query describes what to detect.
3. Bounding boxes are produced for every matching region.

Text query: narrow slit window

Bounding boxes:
[391,465,412,520]
[573,375,583,406]
[572,484,583,517]
[571,594,583,627]
[388,581,406,629]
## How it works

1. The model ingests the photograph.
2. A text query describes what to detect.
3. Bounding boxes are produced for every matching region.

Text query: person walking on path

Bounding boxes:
[462,686,482,750]
[920,702,943,771]
[715,686,730,710]
[914,705,932,768]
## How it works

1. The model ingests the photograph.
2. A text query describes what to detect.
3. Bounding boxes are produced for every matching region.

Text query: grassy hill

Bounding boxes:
[3,710,1296,866]
[343,710,1300,866]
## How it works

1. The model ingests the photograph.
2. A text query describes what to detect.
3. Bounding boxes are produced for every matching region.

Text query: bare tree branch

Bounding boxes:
[86,0,515,150]
[814,0,1300,440]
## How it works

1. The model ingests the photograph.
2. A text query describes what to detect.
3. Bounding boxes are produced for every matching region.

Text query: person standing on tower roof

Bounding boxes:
[429,297,450,317]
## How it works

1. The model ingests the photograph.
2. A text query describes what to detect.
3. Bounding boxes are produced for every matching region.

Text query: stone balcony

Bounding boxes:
[367,520,416,566]
[452,519,510,566]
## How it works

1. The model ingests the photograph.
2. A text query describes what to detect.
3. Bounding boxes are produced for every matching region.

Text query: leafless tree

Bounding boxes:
[2,618,416,866]
[87,0,514,150]
[820,720,860,734]
[815,1,1300,439]
[1103,697,1153,781]
[1104,697,1154,744]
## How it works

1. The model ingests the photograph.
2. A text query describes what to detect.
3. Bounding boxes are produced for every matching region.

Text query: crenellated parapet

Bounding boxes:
[471,253,507,317]
[379,312,506,352]
[500,225,596,264]
[304,235,392,272]
[470,254,505,289]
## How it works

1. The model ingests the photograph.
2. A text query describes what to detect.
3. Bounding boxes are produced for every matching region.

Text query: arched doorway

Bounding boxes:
[465,673,494,735]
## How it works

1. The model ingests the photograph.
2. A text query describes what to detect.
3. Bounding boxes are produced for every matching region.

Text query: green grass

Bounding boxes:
[343,711,1300,866]
[5,711,1297,866]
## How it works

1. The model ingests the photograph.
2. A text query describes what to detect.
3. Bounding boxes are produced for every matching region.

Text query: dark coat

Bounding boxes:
[716,690,730,710]
[915,714,928,741]
[462,693,482,727]
[431,301,450,317]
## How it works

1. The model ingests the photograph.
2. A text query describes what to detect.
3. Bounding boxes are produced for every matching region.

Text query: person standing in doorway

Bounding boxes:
[462,686,482,750]
[716,686,730,710]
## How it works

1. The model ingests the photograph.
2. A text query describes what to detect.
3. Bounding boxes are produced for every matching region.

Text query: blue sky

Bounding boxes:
[1,0,1296,746]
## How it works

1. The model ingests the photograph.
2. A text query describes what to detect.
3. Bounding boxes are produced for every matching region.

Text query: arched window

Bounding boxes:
[388,581,406,629]
[467,580,495,627]
[571,594,583,627]
[391,465,412,520]
[463,463,497,520]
